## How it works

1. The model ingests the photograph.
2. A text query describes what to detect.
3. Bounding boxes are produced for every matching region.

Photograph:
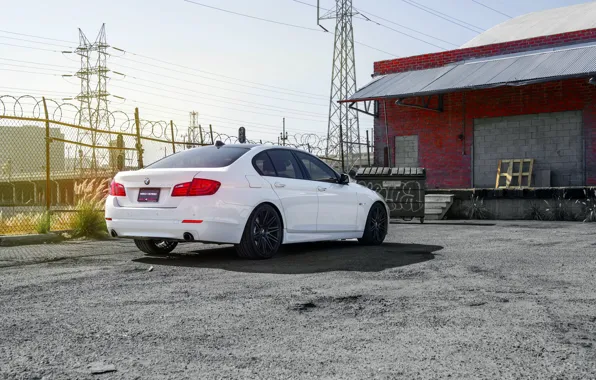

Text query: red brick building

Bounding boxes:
[346,3,596,189]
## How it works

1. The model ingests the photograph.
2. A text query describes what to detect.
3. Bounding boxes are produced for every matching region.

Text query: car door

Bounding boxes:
[293,151,359,232]
[254,149,319,233]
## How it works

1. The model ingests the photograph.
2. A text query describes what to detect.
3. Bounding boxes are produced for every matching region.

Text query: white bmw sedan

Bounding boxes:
[105,143,389,259]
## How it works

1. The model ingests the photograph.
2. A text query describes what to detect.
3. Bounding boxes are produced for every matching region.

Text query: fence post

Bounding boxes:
[170,120,176,154]
[339,123,345,173]
[134,108,144,168]
[366,129,371,167]
[209,124,214,144]
[42,97,51,230]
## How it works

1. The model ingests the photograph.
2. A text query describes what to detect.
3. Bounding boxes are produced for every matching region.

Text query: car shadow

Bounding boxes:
[132,241,443,274]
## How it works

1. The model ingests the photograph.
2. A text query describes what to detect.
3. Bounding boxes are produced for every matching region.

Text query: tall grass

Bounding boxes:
[0,178,110,237]
[70,178,110,239]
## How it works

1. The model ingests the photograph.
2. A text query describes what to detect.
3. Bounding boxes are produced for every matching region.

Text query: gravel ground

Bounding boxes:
[0,221,595,380]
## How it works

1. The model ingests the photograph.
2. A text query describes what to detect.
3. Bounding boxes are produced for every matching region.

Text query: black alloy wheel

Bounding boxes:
[359,202,388,245]
[236,203,282,259]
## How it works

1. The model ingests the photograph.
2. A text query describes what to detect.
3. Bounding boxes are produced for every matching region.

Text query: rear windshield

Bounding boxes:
[145,146,250,169]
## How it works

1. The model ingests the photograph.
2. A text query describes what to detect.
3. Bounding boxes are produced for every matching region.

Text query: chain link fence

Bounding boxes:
[0,94,373,235]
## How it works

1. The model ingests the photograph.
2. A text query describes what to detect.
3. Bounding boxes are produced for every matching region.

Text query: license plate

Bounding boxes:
[138,188,160,202]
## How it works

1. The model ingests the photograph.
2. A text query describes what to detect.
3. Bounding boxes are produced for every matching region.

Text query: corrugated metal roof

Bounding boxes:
[461,2,596,48]
[346,43,596,102]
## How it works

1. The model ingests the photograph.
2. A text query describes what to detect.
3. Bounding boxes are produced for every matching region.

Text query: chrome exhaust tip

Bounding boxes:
[110,229,118,238]
[183,232,194,241]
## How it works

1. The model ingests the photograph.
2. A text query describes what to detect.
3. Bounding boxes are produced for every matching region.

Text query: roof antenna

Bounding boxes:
[215,140,225,148]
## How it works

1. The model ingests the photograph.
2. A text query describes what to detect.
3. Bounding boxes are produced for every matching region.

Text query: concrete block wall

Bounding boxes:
[394,136,419,167]
[473,111,584,187]
[373,78,596,188]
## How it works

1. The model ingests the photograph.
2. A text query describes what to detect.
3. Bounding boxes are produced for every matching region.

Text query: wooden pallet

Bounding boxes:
[495,159,534,188]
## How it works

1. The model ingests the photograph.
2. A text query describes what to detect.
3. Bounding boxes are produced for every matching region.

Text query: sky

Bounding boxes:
[0,0,591,163]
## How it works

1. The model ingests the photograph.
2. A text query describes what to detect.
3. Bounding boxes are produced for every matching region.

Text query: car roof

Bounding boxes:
[214,143,304,152]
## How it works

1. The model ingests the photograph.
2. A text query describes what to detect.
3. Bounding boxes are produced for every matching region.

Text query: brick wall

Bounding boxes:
[374,28,596,75]
[473,112,584,187]
[373,78,596,188]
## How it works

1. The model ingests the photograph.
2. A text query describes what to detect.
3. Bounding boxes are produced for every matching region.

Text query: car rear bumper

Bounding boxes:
[104,196,249,244]
[106,218,244,244]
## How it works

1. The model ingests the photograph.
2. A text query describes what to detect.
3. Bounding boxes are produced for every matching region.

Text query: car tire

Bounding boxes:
[358,202,388,245]
[134,239,178,255]
[236,203,283,260]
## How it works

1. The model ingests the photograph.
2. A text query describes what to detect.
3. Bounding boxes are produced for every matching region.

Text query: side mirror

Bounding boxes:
[339,173,350,185]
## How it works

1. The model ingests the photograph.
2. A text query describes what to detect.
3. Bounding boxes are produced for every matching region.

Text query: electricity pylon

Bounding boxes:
[65,24,111,171]
[318,0,361,173]
[188,111,203,147]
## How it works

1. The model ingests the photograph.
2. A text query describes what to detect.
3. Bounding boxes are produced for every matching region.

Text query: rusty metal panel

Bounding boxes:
[347,44,596,101]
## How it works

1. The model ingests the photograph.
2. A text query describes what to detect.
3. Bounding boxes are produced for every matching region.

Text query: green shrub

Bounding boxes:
[71,201,107,239]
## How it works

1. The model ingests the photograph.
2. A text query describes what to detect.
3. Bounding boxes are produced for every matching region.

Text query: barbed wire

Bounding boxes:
[0,94,372,170]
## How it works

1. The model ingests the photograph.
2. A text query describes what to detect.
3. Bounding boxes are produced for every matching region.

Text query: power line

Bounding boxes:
[110,78,328,118]
[354,8,459,48]
[0,42,63,53]
[184,0,324,32]
[123,98,325,135]
[182,0,399,57]
[110,83,328,122]
[0,29,77,44]
[0,68,63,76]
[292,0,458,49]
[110,61,327,106]
[0,62,70,73]
[0,35,73,49]
[111,54,328,100]
[0,87,322,135]
[0,57,76,69]
[406,0,485,31]
[0,28,329,100]
[401,0,484,33]
[355,14,447,50]
[0,86,72,95]
[0,45,329,122]
[471,0,512,18]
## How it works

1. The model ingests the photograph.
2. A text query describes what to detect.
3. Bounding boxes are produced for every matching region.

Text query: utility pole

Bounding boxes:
[318,0,361,173]
[280,117,288,146]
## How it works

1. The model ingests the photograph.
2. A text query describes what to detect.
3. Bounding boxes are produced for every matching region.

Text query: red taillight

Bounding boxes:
[171,178,221,197]
[171,182,191,197]
[109,180,126,196]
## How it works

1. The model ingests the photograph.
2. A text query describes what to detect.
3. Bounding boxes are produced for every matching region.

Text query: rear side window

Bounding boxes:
[146,146,250,169]
[253,152,277,176]
[266,150,303,179]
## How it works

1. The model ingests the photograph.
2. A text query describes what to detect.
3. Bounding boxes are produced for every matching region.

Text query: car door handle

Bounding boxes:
[317,186,327,192]
[274,182,286,188]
